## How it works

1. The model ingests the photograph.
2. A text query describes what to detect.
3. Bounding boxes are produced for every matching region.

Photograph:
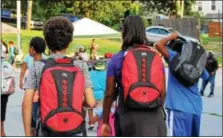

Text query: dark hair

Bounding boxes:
[124,10,131,19]
[29,37,46,53]
[1,39,8,53]
[79,47,86,53]
[9,41,14,45]
[43,16,74,52]
[121,16,148,50]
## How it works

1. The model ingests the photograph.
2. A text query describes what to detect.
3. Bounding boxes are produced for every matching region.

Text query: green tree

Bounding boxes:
[139,0,195,17]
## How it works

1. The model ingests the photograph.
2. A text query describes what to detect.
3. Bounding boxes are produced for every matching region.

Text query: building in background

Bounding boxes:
[192,0,222,22]
[192,1,222,37]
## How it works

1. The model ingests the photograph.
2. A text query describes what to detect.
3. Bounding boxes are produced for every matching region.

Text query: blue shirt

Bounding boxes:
[165,48,209,115]
[9,46,15,57]
[23,54,34,69]
[95,105,116,119]
[23,54,48,69]
[90,70,106,100]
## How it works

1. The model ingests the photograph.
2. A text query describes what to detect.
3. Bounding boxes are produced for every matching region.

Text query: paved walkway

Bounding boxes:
[4,69,222,136]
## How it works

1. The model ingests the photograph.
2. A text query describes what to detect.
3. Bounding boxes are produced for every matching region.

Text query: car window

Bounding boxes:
[147,28,159,34]
[159,29,170,35]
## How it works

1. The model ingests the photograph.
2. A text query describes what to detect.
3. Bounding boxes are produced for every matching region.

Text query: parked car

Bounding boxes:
[21,17,44,30]
[145,26,199,44]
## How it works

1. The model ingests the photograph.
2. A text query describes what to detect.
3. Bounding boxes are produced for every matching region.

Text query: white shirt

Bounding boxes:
[79,52,89,62]
[1,45,6,58]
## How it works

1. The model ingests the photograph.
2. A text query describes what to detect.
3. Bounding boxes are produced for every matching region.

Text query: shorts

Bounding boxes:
[31,102,39,128]
[167,110,201,136]
[10,57,15,64]
[115,108,167,136]
[1,94,9,121]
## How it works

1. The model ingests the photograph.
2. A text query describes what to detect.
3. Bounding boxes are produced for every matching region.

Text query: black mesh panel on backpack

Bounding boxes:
[170,41,207,87]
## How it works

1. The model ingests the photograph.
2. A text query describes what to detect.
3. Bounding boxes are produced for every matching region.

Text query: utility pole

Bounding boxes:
[26,0,33,30]
[17,0,21,51]
[181,0,184,18]
[176,0,184,18]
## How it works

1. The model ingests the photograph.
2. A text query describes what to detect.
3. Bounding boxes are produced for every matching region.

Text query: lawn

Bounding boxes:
[2,30,222,64]
[2,30,122,57]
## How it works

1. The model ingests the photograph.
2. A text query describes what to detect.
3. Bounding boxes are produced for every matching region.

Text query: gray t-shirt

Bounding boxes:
[24,54,92,90]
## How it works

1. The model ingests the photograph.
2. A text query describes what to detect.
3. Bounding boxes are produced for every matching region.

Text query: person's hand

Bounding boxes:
[89,118,93,125]
[20,81,23,89]
[169,32,179,40]
[92,115,99,124]
[211,72,215,75]
[101,123,112,137]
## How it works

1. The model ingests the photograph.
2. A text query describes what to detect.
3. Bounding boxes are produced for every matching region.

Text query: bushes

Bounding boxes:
[141,16,149,28]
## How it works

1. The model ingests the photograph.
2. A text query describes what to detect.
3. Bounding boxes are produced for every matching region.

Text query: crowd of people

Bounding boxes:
[1,15,219,137]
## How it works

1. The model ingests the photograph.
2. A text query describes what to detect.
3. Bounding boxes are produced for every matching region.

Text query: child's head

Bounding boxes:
[9,41,14,46]
[43,16,74,53]
[29,37,46,57]
[79,46,86,53]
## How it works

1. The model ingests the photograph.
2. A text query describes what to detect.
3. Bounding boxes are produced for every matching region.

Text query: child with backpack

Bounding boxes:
[20,37,47,136]
[88,60,106,130]
[22,16,96,136]
[102,16,167,137]
[8,41,16,71]
[1,42,15,136]
[155,33,209,136]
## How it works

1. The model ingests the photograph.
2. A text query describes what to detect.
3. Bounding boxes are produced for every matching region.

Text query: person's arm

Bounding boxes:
[22,89,35,136]
[161,68,166,107]
[20,62,28,89]
[103,59,116,124]
[82,62,96,108]
[213,59,219,73]
[154,33,178,59]
[103,76,116,124]
[22,65,37,136]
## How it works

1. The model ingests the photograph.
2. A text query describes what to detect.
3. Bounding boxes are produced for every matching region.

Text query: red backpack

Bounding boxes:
[39,58,85,136]
[122,45,164,109]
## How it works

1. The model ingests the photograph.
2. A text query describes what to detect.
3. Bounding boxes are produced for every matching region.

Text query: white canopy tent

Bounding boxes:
[73,18,119,36]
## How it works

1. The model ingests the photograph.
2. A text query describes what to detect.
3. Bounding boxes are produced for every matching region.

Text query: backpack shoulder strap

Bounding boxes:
[41,58,56,74]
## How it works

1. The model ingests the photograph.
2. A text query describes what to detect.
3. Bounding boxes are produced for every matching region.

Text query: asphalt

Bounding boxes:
[4,69,222,136]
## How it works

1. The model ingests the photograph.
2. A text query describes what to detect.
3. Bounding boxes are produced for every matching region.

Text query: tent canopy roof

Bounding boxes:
[73,18,119,36]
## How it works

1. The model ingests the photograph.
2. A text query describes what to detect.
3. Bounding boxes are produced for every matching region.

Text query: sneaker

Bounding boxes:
[208,95,213,98]
[88,124,94,130]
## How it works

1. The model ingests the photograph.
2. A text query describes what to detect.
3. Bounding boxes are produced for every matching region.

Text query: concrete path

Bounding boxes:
[4,69,222,136]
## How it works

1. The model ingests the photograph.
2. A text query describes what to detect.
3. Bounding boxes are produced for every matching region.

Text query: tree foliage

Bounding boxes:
[139,0,195,16]
[2,0,196,29]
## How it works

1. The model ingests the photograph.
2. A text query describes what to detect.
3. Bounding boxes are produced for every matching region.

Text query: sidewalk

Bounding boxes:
[4,69,222,136]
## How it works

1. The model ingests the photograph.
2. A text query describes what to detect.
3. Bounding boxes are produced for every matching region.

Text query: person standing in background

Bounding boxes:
[1,41,13,137]
[200,51,218,97]
[79,46,89,62]
[89,39,99,60]
[9,41,16,71]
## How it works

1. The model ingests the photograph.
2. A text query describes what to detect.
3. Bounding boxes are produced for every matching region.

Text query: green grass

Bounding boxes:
[2,30,122,58]
[2,30,222,64]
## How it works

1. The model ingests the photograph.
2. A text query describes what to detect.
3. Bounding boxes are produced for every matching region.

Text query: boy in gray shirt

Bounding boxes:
[22,16,96,136]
